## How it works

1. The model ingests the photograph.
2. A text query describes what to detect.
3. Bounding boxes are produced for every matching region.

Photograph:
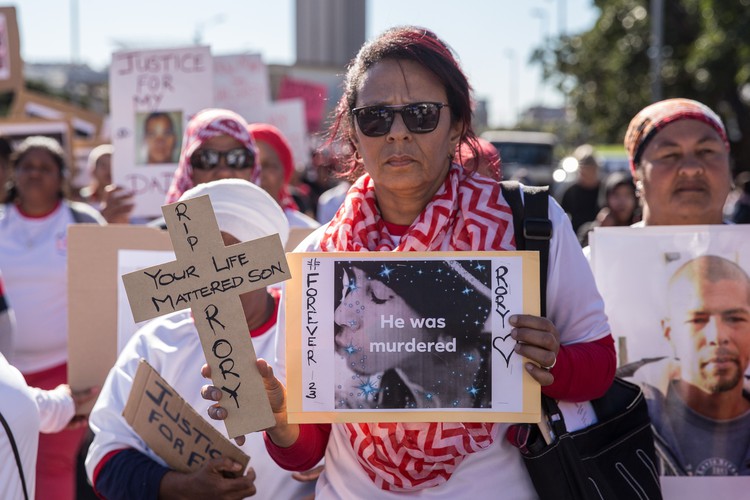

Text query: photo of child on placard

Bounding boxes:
[135,110,182,165]
[332,259,493,410]
[590,225,750,478]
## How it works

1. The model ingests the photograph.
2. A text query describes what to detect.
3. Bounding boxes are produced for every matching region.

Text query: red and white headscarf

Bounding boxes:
[624,98,729,176]
[165,109,260,204]
[320,163,516,491]
[246,123,299,211]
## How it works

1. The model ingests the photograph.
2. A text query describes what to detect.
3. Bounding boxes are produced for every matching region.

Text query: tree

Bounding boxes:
[536,0,750,173]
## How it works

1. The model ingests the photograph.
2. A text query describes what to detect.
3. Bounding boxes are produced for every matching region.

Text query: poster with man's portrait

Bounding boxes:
[284,251,542,424]
[590,225,750,492]
[109,46,212,218]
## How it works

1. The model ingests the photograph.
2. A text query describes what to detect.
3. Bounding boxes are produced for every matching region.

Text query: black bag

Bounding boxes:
[500,181,662,500]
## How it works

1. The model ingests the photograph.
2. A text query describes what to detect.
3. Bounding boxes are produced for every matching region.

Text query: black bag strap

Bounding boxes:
[500,181,565,435]
[500,181,552,316]
[0,410,30,500]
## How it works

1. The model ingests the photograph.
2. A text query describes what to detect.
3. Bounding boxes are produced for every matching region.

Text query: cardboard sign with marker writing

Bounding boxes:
[123,359,249,474]
[122,195,290,437]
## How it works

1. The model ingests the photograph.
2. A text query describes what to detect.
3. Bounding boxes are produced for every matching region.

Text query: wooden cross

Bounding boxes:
[122,194,289,438]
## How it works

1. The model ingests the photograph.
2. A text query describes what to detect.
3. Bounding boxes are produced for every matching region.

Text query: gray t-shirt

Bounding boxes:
[664,383,750,475]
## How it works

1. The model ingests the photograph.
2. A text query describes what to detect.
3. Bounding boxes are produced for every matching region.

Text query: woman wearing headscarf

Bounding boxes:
[0,136,104,500]
[623,97,732,227]
[164,108,261,204]
[86,179,320,499]
[203,26,615,498]
[247,123,320,229]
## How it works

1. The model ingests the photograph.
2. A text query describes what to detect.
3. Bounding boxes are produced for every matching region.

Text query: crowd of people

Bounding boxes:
[0,22,748,500]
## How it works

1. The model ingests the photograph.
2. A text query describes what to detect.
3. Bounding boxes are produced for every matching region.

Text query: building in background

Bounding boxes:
[295,0,366,67]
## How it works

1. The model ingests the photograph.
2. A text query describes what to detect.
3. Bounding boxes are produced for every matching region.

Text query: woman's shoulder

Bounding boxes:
[285,208,321,229]
[293,223,330,252]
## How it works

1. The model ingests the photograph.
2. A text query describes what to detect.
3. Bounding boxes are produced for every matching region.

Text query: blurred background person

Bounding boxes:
[577,171,640,246]
[247,123,319,229]
[0,136,105,500]
[559,144,602,234]
[164,108,261,204]
[77,144,135,224]
[142,112,178,164]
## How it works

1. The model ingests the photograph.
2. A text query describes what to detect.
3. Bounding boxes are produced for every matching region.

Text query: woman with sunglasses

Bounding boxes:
[203,26,616,498]
[164,108,261,204]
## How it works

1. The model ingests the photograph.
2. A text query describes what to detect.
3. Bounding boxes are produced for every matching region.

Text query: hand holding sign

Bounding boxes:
[122,193,290,438]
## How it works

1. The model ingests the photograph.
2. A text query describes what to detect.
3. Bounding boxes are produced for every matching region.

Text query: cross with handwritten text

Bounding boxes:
[122,194,289,438]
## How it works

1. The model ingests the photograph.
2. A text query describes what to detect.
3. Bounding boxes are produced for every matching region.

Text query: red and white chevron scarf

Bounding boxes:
[320,163,516,491]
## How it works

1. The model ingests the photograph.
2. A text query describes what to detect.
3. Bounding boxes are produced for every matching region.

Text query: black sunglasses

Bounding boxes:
[190,148,254,171]
[351,102,448,137]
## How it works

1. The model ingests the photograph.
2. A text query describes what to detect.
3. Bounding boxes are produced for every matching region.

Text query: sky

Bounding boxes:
[13,0,599,128]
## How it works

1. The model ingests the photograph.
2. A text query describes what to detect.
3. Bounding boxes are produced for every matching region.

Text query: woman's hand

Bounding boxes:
[100,184,135,224]
[159,458,256,499]
[60,384,100,430]
[510,314,560,386]
[201,358,299,447]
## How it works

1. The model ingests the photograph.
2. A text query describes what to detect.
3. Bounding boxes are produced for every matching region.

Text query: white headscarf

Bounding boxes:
[178,179,289,248]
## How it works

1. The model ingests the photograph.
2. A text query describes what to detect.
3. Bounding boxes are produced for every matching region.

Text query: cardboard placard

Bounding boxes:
[0,6,23,93]
[110,46,213,218]
[213,53,270,124]
[123,359,249,474]
[10,89,104,139]
[121,195,290,437]
[266,98,309,171]
[285,251,541,424]
[590,225,750,485]
[0,118,74,172]
[67,224,173,414]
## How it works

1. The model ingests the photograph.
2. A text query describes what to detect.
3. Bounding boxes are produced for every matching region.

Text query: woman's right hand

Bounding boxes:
[201,358,299,447]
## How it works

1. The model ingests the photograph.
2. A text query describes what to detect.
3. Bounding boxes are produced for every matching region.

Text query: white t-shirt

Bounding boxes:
[275,194,611,499]
[86,308,314,499]
[0,204,74,372]
[0,353,75,500]
[285,208,320,229]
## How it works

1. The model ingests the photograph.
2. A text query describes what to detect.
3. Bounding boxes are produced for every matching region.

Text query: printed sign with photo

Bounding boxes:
[590,225,750,482]
[109,46,213,218]
[284,251,541,424]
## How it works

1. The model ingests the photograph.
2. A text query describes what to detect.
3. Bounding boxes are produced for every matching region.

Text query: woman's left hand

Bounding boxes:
[510,314,560,386]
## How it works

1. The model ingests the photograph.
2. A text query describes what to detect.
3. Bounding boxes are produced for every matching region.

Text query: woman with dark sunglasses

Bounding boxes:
[203,26,616,498]
[164,108,261,204]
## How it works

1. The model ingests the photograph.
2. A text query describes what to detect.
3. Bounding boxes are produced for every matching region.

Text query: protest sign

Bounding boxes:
[284,251,541,424]
[11,89,103,139]
[213,53,269,124]
[123,359,249,475]
[0,118,73,169]
[121,195,289,437]
[266,98,308,171]
[277,75,327,133]
[67,224,172,413]
[590,225,750,484]
[110,46,212,218]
